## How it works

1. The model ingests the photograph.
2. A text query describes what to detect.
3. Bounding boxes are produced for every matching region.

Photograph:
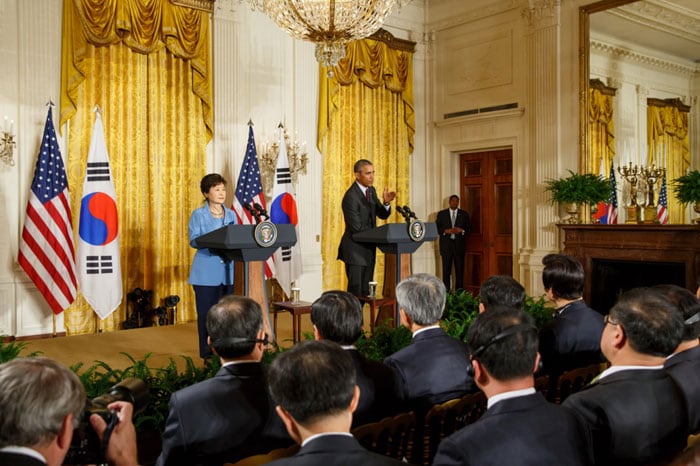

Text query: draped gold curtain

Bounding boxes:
[318,33,415,293]
[647,98,690,224]
[60,0,211,334]
[588,79,616,177]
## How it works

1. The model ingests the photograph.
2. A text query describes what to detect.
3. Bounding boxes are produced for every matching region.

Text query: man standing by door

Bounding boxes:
[338,159,396,297]
[436,194,470,291]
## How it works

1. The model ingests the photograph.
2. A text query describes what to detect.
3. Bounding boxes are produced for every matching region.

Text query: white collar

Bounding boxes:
[597,364,664,381]
[412,324,441,338]
[302,432,353,447]
[487,387,536,409]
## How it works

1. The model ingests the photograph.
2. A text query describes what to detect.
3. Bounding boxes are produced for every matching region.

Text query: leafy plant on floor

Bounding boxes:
[523,294,553,329]
[441,289,480,343]
[356,324,412,362]
[0,339,41,363]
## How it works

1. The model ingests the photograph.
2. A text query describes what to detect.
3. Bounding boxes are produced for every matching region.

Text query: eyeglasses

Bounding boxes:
[604,315,619,327]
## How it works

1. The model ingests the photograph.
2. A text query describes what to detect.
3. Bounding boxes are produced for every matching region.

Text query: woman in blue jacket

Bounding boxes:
[189,173,237,360]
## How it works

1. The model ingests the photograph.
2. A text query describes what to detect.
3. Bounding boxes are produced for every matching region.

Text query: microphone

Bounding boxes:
[253,203,269,220]
[396,206,411,224]
[403,205,417,219]
[244,203,261,223]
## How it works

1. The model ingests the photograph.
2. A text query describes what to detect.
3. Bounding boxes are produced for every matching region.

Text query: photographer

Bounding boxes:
[0,357,138,466]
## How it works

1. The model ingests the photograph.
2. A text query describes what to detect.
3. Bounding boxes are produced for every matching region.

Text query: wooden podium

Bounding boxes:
[195,223,297,341]
[353,222,438,324]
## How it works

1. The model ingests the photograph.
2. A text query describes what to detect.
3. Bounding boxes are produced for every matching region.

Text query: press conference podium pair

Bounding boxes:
[353,222,438,327]
[195,223,296,341]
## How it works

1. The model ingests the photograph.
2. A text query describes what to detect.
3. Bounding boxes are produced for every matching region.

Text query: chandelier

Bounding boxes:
[245,0,409,69]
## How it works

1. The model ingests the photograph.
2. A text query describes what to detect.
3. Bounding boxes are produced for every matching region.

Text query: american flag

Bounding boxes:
[606,163,619,224]
[657,173,669,224]
[18,107,77,314]
[232,124,274,277]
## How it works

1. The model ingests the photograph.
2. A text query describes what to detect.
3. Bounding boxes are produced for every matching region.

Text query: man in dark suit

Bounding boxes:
[538,253,605,375]
[266,340,405,466]
[563,287,688,465]
[338,159,396,297]
[157,295,290,466]
[0,357,138,466]
[657,284,700,434]
[310,290,401,427]
[433,308,592,466]
[435,194,470,291]
[384,273,475,410]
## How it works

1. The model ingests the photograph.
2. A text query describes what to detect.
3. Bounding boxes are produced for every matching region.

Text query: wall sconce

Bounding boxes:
[1,117,16,167]
[259,123,308,188]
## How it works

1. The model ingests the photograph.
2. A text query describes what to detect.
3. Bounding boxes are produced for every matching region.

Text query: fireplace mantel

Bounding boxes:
[559,224,700,311]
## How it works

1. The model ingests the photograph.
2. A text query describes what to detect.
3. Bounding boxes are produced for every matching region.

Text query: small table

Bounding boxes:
[356,296,397,333]
[271,301,312,343]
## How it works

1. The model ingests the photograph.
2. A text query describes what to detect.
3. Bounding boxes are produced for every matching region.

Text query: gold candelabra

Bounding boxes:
[640,164,665,208]
[258,123,308,189]
[1,117,16,167]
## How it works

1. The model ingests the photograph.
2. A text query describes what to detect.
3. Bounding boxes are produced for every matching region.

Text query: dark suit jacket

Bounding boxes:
[0,451,46,466]
[433,392,592,466]
[383,327,475,410]
[435,208,470,256]
[665,344,700,434]
[337,183,391,266]
[156,362,291,466]
[563,368,688,466]
[346,349,401,427]
[266,434,406,466]
[539,300,605,374]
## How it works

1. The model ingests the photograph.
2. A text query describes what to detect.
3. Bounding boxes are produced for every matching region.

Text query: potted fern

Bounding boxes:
[672,169,700,224]
[544,170,611,224]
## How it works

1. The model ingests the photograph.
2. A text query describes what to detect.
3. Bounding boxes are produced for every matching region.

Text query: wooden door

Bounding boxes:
[461,149,513,294]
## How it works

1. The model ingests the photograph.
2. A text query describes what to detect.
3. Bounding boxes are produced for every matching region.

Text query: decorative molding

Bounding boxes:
[521,0,560,28]
[428,0,519,32]
[610,1,700,48]
[434,107,525,128]
[590,39,698,77]
[370,28,416,52]
[170,0,216,13]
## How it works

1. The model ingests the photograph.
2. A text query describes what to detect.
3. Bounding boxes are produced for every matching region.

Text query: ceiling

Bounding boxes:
[589,0,700,64]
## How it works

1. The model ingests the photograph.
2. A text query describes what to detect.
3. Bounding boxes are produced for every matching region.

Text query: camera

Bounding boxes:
[63,378,149,465]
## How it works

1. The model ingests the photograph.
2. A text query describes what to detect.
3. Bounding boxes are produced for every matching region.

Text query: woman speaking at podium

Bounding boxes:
[188,173,237,362]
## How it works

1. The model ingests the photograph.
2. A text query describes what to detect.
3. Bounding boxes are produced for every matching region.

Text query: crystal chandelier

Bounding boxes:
[246,0,409,69]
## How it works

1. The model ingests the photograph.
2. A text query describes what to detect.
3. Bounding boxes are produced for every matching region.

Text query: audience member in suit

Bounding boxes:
[433,308,592,466]
[0,357,138,466]
[338,159,396,297]
[384,273,475,410]
[435,194,471,291]
[157,295,291,466]
[538,254,605,374]
[188,173,238,360]
[311,290,401,427]
[563,287,688,466]
[478,275,526,313]
[657,284,700,434]
[266,340,405,466]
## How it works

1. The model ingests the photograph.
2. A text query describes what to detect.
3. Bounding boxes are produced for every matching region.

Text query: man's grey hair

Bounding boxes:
[396,273,446,325]
[0,357,85,448]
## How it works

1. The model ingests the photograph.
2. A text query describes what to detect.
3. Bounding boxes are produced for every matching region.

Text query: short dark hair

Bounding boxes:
[396,273,446,325]
[353,159,372,173]
[653,284,700,341]
[207,295,263,358]
[311,291,363,345]
[268,340,356,425]
[467,308,538,380]
[479,275,526,310]
[542,254,585,300]
[610,287,684,357]
[200,173,227,194]
[449,194,459,202]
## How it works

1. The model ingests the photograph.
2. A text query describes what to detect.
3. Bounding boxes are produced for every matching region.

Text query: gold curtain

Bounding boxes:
[318,32,415,293]
[588,79,616,177]
[60,0,211,334]
[647,98,690,224]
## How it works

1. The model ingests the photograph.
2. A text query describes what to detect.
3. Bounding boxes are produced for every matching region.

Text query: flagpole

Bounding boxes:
[52,314,57,338]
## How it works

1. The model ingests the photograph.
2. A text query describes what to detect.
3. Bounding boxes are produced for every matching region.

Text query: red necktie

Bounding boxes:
[365,189,371,204]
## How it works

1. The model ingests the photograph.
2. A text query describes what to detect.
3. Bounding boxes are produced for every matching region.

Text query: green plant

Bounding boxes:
[441,289,480,343]
[672,169,700,205]
[522,294,553,329]
[0,339,41,363]
[356,324,412,362]
[544,170,611,205]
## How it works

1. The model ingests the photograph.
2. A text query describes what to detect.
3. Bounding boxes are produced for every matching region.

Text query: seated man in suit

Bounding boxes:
[0,357,138,466]
[383,273,474,409]
[266,340,405,466]
[311,290,401,427]
[563,287,688,465]
[157,295,290,466]
[657,284,700,434]
[478,275,526,313]
[433,308,592,466]
[538,253,605,374]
